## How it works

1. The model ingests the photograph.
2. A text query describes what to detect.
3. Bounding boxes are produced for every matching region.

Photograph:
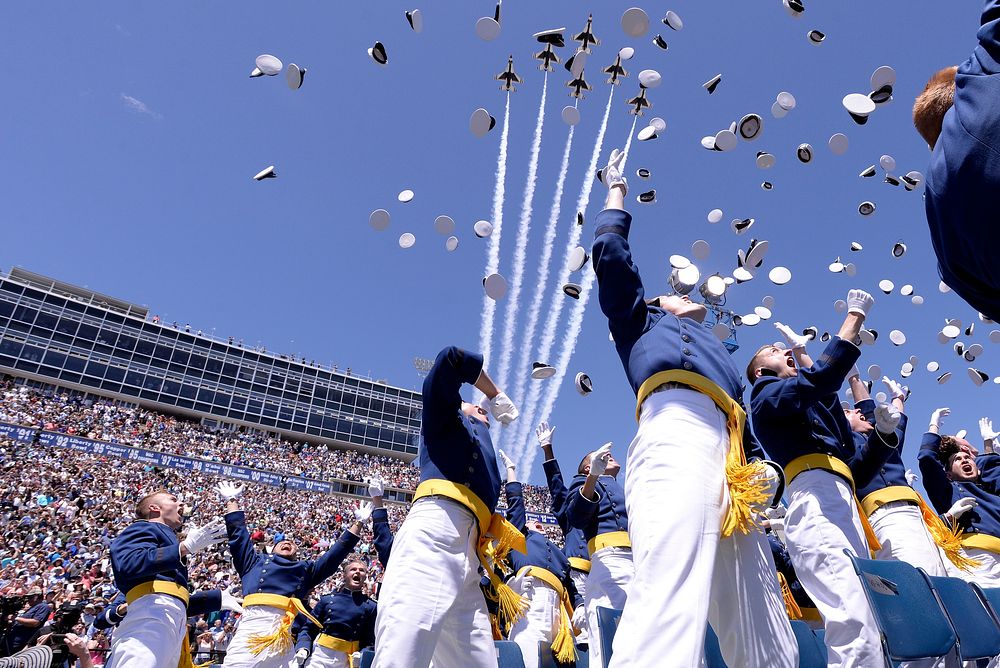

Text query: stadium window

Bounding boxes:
[143,377,162,392]
[59,371,81,384]
[170,349,189,365]
[33,311,57,330]
[12,305,37,324]
[42,350,66,368]
[0,300,13,318]
[178,384,197,399]
[104,366,125,382]
[124,371,143,387]
[0,339,22,357]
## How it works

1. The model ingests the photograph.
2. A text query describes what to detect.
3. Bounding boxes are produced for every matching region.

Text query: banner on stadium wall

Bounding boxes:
[1,421,558,522]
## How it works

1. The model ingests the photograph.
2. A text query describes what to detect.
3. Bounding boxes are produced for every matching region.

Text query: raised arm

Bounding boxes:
[504,476,527,533]
[368,479,393,567]
[752,337,861,416]
[307,527,361,590]
[976,0,1000,73]
[223,509,260,577]
[422,347,487,429]
[773,322,814,369]
[917,421,958,514]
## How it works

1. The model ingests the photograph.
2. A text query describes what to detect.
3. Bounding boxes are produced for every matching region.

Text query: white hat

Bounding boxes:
[885,174,901,187]
[703,74,722,94]
[670,254,691,269]
[398,232,416,249]
[808,30,825,44]
[745,239,769,268]
[761,181,774,191]
[927,361,940,372]
[253,165,276,181]
[369,209,390,231]
[561,105,581,126]
[782,0,805,17]
[828,133,849,155]
[619,46,636,60]
[828,258,845,273]
[255,54,282,76]
[637,125,658,141]
[969,368,990,386]
[692,239,711,260]
[714,130,738,151]
[851,241,863,251]
[653,34,669,49]
[445,236,459,252]
[707,208,724,223]
[621,7,650,37]
[563,282,582,299]
[892,242,906,258]
[937,372,953,384]
[636,167,651,179]
[771,101,789,119]
[889,330,906,346]
[649,117,667,133]
[768,266,792,285]
[776,91,797,111]
[398,189,415,203]
[756,151,776,169]
[531,362,556,379]
[638,69,662,89]
[878,279,895,294]
[575,372,593,395]
[484,273,508,300]
[900,284,914,296]
[738,114,763,141]
[662,10,683,30]
[476,17,501,41]
[843,93,876,124]
[731,218,754,234]
[474,220,494,238]
[286,63,306,90]
[568,246,589,272]
[796,144,813,163]
[434,215,455,235]
[880,154,896,172]
[902,171,924,191]
[637,189,656,203]
[858,201,876,216]
[368,42,388,66]
[405,9,424,32]
[860,165,877,178]
[470,108,497,137]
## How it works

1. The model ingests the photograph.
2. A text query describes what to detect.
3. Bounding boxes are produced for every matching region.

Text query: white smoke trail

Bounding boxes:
[497,74,548,397]
[524,116,639,476]
[478,93,512,373]
[512,87,615,467]
[506,121,576,464]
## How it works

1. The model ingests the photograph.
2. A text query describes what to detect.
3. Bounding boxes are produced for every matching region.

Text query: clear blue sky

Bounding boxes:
[1,1,993,488]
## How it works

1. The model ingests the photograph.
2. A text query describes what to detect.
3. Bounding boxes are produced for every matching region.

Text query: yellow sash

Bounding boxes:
[516,566,578,664]
[413,480,529,631]
[784,454,882,557]
[567,557,591,573]
[961,533,1000,555]
[316,634,360,668]
[860,485,921,517]
[636,370,770,537]
[243,593,322,658]
[126,581,193,668]
[587,531,631,557]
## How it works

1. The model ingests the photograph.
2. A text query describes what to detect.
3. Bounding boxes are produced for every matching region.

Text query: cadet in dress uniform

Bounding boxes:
[588,149,795,668]
[372,346,524,668]
[747,298,902,668]
[218,482,369,668]
[293,479,393,668]
[106,490,228,668]
[535,422,590,647]
[919,419,1000,587]
[498,451,582,668]
[916,0,1000,322]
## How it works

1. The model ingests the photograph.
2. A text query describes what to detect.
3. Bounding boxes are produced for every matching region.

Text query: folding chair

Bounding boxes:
[704,625,728,668]
[359,648,374,668]
[538,641,587,668]
[845,550,956,666]
[790,619,827,668]
[976,584,1000,628]
[596,606,623,668]
[925,575,1000,661]
[496,639,528,668]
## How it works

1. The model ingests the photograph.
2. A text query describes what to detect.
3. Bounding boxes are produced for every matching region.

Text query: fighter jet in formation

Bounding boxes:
[496,55,522,92]
[573,14,600,52]
[567,70,592,99]
[627,88,651,115]
[604,54,628,85]
[534,44,560,72]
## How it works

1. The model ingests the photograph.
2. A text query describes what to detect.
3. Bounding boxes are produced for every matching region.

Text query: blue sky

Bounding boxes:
[1,1,994,487]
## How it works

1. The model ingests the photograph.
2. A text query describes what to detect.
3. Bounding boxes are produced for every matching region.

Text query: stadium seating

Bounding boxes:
[976,585,1000,627]
[790,619,827,667]
[595,606,622,667]
[538,641,588,667]
[925,574,1000,662]
[360,648,374,668]
[704,625,727,668]
[845,549,956,665]
[496,639,528,668]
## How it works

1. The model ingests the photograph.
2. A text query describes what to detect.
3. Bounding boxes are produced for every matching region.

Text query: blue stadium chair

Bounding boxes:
[704,625,728,668]
[496,639,528,668]
[596,606,622,667]
[926,574,1000,661]
[790,620,827,668]
[975,584,1000,628]
[359,648,374,668]
[814,628,825,648]
[538,641,588,667]
[845,549,956,666]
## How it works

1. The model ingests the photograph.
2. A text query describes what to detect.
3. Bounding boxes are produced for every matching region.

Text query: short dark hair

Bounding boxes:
[745,345,773,385]
[938,436,961,469]
[578,453,592,475]
[135,490,170,519]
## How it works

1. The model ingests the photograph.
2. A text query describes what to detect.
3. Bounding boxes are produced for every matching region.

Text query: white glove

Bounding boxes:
[588,443,613,477]
[535,421,556,447]
[295,648,309,666]
[947,497,978,521]
[930,407,951,431]
[216,482,244,500]
[489,391,519,425]
[220,590,243,614]
[846,289,875,317]
[882,376,906,401]
[180,518,227,555]
[874,403,901,436]
[764,505,787,545]
[571,605,587,633]
[603,148,628,194]
[352,653,362,663]
[756,461,784,508]
[367,477,384,499]
[905,469,919,486]
[498,449,516,471]
[773,322,810,350]
[980,418,1000,443]
[847,364,862,381]
[354,501,374,525]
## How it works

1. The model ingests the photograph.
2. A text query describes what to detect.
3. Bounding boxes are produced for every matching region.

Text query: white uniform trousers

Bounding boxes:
[304,644,351,668]
[785,469,883,667]
[105,593,187,668]
[585,547,632,668]
[610,388,797,668]
[372,496,496,668]
[508,574,562,668]
[946,546,1000,587]
[570,568,589,646]
[871,501,950,576]
[223,604,296,668]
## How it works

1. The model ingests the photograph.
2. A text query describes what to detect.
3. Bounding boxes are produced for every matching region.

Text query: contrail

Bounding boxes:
[497,74,548,399]
[524,115,639,476]
[512,86,615,467]
[506,121,576,463]
[478,93,512,374]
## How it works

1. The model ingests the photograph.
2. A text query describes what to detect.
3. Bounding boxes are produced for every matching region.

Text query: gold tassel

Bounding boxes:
[551,607,578,664]
[921,503,982,572]
[777,572,802,620]
[487,514,528,565]
[721,425,770,538]
[178,634,196,668]
[495,579,529,633]
[490,612,503,640]
[247,611,295,657]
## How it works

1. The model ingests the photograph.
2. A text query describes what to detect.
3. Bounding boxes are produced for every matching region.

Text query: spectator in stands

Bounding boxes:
[2,587,50,656]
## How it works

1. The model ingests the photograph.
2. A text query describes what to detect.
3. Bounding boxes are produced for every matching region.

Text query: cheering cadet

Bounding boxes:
[292,478,393,668]
[219,482,369,668]
[372,346,524,668]
[589,148,794,668]
[919,409,1000,586]
[106,490,228,668]
[915,0,1000,321]
[748,299,901,667]
[536,422,590,647]
[499,450,582,668]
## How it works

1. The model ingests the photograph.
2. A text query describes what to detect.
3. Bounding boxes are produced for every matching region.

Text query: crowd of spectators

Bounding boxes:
[0,380,563,664]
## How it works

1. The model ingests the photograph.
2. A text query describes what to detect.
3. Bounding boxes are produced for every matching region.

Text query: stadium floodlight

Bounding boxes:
[413,357,435,378]
[668,264,700,295]
[699,273,727,304]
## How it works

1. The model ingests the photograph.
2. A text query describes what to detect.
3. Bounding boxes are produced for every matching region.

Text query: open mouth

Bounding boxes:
[963,464,974,475]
